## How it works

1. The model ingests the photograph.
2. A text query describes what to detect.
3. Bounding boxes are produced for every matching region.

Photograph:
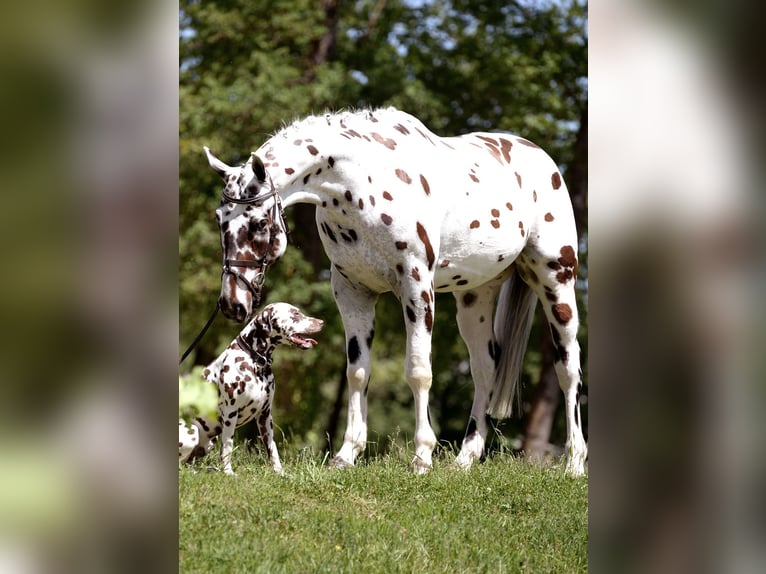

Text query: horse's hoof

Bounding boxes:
[409,457,432,474]
[328,456,353,469]
[452,453,476,471]
[565,460,587,477]
[565,446,588,477]
[450,459,472,471]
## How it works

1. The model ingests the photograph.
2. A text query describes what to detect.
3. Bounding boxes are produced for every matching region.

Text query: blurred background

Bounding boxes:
[0,0,763,572]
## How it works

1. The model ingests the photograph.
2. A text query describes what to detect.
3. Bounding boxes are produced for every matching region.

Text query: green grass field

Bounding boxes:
[179,445,587,573]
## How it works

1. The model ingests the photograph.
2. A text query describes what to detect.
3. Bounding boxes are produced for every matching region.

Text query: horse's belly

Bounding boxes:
[322,239,398,292]
[432,186,533,291]
[432,242,521,292]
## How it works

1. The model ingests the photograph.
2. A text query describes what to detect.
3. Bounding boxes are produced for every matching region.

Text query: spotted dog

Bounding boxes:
[179,303,323,474]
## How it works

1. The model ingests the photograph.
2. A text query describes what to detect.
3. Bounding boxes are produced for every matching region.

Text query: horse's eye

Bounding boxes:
[257,218,269,230]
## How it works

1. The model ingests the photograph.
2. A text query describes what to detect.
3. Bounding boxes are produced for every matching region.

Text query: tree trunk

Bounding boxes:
[290,204,326,274]
[522,319,561,462]
[523,105,587,460]
[300,1,343,451]
[302,0,339,83]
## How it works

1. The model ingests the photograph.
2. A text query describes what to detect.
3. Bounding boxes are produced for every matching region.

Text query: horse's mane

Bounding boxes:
[272,107,409,139]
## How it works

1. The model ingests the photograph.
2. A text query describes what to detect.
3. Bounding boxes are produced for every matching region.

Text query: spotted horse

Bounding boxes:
[204,107,586,475]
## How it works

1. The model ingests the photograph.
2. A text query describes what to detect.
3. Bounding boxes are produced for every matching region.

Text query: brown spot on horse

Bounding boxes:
[420,175,431,196]
[395,169,412,184]
[552,303,573,325]
[416,222,435,270]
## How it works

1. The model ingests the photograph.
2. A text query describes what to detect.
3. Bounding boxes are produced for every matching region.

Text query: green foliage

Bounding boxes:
[179,366,218,421]
[180,0,588,454]
[179,450,588,573]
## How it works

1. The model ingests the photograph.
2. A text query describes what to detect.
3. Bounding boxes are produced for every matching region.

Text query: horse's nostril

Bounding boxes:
[219,299,230,314]
[233,303,247,323]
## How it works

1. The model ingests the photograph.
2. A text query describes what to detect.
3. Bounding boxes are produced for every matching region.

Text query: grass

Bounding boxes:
[179,443,587,573]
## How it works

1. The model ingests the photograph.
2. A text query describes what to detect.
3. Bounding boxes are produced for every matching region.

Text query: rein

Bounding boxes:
[179,181,289,366]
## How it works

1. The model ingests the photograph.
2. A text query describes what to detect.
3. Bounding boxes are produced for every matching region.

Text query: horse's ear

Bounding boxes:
[204,146,233,179]
[251,153,267,182]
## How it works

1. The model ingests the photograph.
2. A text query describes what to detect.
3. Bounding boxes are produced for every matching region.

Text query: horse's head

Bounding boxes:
[205,147,288,323]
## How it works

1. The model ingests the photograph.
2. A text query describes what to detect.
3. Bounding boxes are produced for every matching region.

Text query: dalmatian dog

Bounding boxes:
[179,419,204,462]
[179,303,323,474]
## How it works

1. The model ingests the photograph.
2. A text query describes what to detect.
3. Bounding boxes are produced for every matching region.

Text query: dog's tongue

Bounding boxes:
[291,334,318,349]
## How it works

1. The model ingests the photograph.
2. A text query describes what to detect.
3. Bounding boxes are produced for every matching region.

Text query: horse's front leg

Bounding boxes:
[400,277,438,474]
[329,268,378,469]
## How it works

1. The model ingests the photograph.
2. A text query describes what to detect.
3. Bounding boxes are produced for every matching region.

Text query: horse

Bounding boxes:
[203,107,586,475]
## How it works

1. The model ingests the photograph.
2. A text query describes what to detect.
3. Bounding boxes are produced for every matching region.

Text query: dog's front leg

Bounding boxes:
[257,409,282,473]
[219,411,237,475]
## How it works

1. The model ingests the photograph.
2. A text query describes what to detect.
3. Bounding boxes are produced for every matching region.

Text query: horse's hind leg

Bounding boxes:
[329,268,378,469]
[518,249,587,476]
[453,283,503,469]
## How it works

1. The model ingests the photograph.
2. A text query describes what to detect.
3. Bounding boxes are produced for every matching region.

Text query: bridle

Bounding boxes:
[220,178,290,308]
[179,176,289,366]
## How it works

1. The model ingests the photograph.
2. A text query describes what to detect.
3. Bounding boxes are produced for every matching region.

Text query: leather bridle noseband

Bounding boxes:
[220,179,289,308]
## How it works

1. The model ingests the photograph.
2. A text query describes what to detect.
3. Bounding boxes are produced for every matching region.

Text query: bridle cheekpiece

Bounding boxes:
[220,175,289,308]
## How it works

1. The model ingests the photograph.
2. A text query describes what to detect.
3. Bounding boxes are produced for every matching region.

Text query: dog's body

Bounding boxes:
[179,303,323,474]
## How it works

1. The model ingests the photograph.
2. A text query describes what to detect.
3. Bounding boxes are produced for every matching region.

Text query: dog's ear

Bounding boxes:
[252,309,272,340]
[257,305,277,333]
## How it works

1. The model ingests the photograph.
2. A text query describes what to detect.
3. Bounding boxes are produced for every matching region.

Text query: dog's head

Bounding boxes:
[201,304,322,385]
[256,303,323,350]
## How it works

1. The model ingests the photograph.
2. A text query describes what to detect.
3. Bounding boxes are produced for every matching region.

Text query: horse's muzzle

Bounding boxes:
[218,297,249,323]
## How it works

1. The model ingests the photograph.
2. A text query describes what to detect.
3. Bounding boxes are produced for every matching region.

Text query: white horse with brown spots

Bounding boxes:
[204,107,586,475]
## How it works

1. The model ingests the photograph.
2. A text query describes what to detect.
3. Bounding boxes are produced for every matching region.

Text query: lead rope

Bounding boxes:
[179,303,219,365]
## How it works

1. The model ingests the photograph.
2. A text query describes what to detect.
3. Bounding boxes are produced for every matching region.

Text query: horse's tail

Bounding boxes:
[488,269,538,419]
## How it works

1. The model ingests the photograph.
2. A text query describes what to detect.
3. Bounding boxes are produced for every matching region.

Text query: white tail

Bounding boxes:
[488,270,538,419]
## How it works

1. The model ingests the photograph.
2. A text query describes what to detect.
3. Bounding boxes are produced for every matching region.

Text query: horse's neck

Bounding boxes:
[279,188,324,209]
[264,131,347,209]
